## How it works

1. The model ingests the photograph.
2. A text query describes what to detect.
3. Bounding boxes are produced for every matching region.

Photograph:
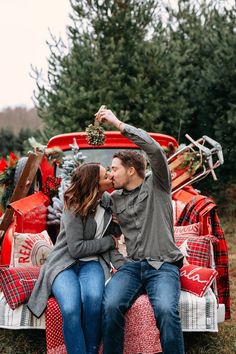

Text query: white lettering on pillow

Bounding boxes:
[180,264,218,297]
[174,223,200,237]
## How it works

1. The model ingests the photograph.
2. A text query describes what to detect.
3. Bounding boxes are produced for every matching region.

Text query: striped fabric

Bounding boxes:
[0,292,45,329]
[179,288,217,332]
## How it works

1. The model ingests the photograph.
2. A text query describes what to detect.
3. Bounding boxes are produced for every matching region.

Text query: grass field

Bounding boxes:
[0,215,235,354]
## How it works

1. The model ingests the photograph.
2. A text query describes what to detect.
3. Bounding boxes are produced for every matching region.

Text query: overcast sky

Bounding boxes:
[0,0,70,109]
[0,0,234,110]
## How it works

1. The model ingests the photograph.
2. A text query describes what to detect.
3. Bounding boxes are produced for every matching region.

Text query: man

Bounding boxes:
[96,108,185,354]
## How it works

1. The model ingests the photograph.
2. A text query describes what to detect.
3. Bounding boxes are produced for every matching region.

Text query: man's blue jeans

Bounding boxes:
[52,261,105,354]
[102,260,184,354]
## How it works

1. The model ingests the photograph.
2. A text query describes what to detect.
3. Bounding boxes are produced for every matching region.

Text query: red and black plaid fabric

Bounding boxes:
[177,196,231,319]
[0,266,40,309]
[175,234,219,268]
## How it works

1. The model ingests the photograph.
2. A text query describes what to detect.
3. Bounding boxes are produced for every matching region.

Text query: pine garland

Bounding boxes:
[177,151,202,175]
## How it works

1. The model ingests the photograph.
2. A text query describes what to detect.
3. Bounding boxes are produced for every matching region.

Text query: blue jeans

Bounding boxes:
[52,261,105,354]
[102,261,184,354]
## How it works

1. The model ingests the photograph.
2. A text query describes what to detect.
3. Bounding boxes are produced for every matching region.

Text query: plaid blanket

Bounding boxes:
[177,196,230,319]
[0,292,45,329]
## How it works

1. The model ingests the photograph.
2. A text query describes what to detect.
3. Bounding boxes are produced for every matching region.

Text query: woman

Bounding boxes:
[28,162,126,354]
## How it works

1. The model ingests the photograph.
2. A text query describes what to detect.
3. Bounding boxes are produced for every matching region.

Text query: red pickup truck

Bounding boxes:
[0,129,229,354]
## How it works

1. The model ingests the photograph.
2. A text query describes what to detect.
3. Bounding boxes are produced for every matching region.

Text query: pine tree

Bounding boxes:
[0,129,16,157]
[33,0,236,193]
[34,0,161,136]
[161,1,236,187]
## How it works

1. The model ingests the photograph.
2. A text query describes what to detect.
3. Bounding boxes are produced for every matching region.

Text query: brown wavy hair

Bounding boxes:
[64,162,100,217]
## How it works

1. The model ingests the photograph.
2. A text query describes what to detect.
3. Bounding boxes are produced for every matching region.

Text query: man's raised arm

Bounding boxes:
[95,108,171,191]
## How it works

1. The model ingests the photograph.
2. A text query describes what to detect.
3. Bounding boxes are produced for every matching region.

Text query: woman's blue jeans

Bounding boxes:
[52,260,105,354]
[102,260,185,354]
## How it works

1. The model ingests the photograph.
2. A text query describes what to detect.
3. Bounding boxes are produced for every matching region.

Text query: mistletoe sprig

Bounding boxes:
[85,122,106,146]
[85,105,106,146]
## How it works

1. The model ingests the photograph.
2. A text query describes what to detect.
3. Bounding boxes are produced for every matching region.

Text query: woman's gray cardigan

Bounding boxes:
[27,192,126,318]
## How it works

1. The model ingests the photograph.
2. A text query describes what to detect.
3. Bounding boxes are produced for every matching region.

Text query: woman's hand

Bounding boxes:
[112,236,119,249]
[112,213,119,224]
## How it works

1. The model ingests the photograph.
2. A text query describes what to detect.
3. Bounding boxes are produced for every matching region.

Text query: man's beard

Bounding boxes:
[112,180,123,190]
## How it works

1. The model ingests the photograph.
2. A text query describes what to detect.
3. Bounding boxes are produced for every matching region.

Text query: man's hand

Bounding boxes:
[95,108,124,131]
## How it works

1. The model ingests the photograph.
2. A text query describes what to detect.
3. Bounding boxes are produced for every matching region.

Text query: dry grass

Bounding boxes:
[0,216,235,354]
[0,329,45,354]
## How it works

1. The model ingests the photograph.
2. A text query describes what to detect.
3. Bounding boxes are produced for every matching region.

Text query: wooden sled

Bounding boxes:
[168,134,224,194]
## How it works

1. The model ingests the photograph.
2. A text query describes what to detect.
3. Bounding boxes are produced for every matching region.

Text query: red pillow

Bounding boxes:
[0,266,40,309]
[180,264,218,297]
[175,234,219,267]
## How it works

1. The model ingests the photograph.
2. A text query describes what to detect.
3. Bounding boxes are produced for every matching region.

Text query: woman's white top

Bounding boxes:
[79,204,105,262]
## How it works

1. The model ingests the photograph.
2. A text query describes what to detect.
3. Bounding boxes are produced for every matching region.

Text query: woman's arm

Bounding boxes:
[63,212,116,259]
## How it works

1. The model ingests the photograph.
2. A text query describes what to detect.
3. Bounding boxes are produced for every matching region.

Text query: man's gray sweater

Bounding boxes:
[111,124,183,269]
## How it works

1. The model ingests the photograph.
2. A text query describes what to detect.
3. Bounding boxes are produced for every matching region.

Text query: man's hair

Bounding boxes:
[113,150,146,179]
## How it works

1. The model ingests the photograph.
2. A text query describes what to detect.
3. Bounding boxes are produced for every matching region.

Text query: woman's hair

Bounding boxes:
[64,162,100,217]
